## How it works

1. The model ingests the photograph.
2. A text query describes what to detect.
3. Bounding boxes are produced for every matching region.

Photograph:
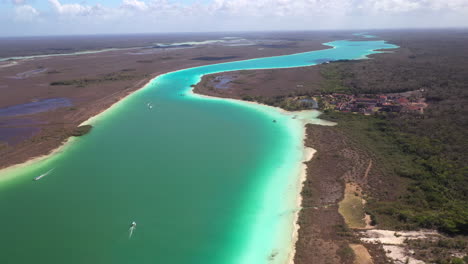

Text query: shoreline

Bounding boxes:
[0,41,339,172]
[192,91,336,264]
[0,55,338,264]
[0,75,157,178]
[287,146,316,264]
[1,34,338,170]
[0,38,396,263]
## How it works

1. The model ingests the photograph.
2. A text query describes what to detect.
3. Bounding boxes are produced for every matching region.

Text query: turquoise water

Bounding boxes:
[353,32,377,39]
[0,40,397,264]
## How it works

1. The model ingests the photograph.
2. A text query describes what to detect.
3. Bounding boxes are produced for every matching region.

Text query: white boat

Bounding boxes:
[129,221,137,238]
[33,168,54,181]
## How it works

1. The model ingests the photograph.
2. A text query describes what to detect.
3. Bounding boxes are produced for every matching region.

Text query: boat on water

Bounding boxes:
[128,221,137,238]
[33,168,54,181]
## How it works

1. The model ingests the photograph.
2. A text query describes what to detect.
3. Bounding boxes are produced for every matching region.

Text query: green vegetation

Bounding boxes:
[50,72,143,87]
[338,183,366,228]
[321,110,467,235]
[317,34,468,235]
[70,125,92,137]
[240,94,317,111]
[319,63,353,94]
[0,141,7,150]
[336,244,355,261]
[406,237,468,263]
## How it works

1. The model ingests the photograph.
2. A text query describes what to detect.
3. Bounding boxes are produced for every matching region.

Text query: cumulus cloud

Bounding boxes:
[3,0,467,36]
[43,0,468,19]
[209,0,468,16]
[14,4,39,22]
[426,0,468,12]
[48,0,103,16]
[359,0,421,13]
[121,0,149,12]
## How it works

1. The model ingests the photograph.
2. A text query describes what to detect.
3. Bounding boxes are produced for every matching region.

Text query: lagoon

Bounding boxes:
[0,39,397,264]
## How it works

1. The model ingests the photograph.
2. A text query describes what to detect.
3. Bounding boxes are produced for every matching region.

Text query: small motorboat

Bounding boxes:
[34,175,45,181]
[129,221,137,238]
[33,168,54,181]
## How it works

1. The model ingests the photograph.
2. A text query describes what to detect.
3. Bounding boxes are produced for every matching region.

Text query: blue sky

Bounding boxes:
[1,0,467,36]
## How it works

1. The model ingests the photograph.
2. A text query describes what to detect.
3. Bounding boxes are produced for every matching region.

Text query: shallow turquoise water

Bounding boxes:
[0,40,397,264]
[353,32,377,39]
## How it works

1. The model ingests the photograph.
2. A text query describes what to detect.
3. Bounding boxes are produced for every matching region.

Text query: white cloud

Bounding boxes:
[426,0,468,12]
[361,0,421,13]
[14,4,39,22]
[122,0,149,12]
[48,0,103,16]
[4,0,467,36]
[205,0,354,17]
[41,0,468,20]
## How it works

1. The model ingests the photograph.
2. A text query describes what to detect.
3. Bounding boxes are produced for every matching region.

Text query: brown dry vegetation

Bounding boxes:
[0,31,341,169]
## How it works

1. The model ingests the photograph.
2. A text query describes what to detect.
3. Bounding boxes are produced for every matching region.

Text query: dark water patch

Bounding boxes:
[0,98,72,117]
[213,76,234,89]
[192,56,238,61]
[0,118,42,145]
[0,126,40,145]
[0,118,43,126]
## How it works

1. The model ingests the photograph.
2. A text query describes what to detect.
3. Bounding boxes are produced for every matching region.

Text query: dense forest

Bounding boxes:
[320,30,468,235]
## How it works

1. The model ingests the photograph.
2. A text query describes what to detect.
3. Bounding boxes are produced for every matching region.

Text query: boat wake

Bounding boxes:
[33,168,54,181]
[129,221,136,239]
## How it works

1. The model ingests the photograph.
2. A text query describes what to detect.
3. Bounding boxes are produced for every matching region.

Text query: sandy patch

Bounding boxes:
[350,244,373,264]
[361,229,438,245]
[339,183,367,228]
[287,146,316,264]
[360,229,438,264]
